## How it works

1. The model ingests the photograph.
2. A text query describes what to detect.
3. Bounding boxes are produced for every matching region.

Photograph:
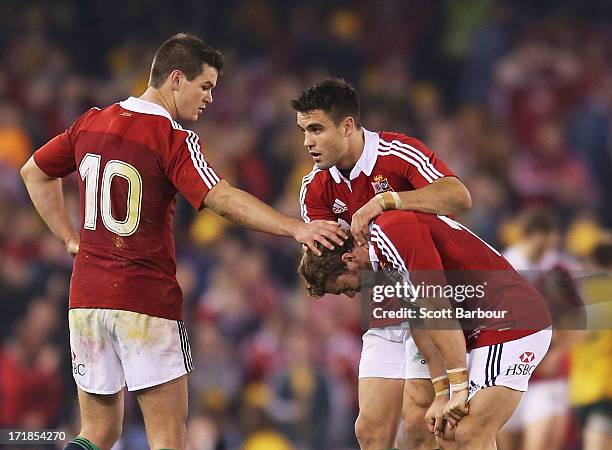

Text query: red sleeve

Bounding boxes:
[33,132,76,177]
[299,169,335,222]
[165,129,222,210]
[379,135,456,189]
[371,211,445,286]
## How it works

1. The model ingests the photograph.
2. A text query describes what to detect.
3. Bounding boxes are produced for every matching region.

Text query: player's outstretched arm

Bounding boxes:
[20,156,80,256]
[203,181,346,256]
[351,177,471,246]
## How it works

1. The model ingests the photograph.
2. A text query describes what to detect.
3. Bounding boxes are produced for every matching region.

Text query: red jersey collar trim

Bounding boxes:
[119,97,173,121]
[329,128,380,183]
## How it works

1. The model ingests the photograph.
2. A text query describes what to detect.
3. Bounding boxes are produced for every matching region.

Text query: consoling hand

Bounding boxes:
[350,197,383,247]
[294,220,347,256]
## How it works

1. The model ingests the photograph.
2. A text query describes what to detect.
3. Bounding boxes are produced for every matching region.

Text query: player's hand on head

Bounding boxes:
[350,197,383,247]
[294,220,346,256]
[443,389,469,429]
[426,394,449,436]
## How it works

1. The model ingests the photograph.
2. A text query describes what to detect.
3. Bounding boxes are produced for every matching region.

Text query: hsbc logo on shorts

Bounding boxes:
[505,363,536,376]
[71,351,86,376]
[73,363,86,376]
[504,351,537,376]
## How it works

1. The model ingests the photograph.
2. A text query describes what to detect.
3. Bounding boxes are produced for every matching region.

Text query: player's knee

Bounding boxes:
[146,422,186,450]
[438,432,457,450]
[401,384,434,448]
[401,409,431,448]
[453,420,493,448]
[355,413,395,448]
[401,397,429,428]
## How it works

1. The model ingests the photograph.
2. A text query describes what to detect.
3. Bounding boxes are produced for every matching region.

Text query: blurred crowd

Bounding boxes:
[0,1,611,449]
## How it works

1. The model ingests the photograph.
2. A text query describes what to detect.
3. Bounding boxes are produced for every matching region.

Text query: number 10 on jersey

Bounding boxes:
[79,153,143,236]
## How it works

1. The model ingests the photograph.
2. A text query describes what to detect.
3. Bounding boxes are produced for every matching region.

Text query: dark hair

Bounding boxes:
[290,78,361,127]
[149,33,224,88]
[523,209,559,236]
[298,234,355,298]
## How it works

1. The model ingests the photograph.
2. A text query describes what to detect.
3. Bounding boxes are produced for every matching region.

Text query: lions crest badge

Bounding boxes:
[371,174,392,194]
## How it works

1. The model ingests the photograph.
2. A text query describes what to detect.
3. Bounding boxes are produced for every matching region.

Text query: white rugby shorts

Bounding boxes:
[69,308,193,394]
[467,327,552,401]
[358,328,430,379]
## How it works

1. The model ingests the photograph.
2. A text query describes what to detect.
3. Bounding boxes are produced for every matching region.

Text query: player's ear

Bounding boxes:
[169,70,182,91]
[343,117,355,136]
[342,116,357,137]
[341,252,354,264]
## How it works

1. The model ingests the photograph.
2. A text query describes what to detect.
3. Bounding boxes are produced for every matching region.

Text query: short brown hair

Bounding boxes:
[298,234,355,298]
[149,33,224,88]
[290,78,361,127]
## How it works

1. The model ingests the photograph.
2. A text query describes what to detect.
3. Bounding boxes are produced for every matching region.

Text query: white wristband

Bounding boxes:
[451,381,468,393]
[390,191,402,209]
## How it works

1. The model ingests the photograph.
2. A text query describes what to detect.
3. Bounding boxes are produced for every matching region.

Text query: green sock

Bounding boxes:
[66,436,102,450]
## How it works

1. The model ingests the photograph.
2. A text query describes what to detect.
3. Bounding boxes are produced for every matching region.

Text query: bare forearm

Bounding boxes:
[397,177,471,216]
[426,329,467,369]
[418,296,467,369]
[204,181,345,255]
[204,181,296,237]
[411,328,447,378]
[21,169,77,244]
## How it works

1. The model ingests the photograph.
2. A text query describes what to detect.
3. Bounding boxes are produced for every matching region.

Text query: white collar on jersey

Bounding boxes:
[119,96,173,121]
[368,222,379,271]
[329,128,380,184]
[368,243,380,273]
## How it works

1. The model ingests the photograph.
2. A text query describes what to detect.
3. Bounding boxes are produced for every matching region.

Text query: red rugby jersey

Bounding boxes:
[370,211,552,350]
[300,129,455,224]
[33,97,221,320]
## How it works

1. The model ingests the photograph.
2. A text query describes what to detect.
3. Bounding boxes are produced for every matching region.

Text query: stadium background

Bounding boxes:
[0,0,611,449]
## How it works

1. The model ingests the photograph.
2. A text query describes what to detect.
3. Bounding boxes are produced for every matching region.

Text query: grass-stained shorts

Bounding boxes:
[69,308,193,394]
